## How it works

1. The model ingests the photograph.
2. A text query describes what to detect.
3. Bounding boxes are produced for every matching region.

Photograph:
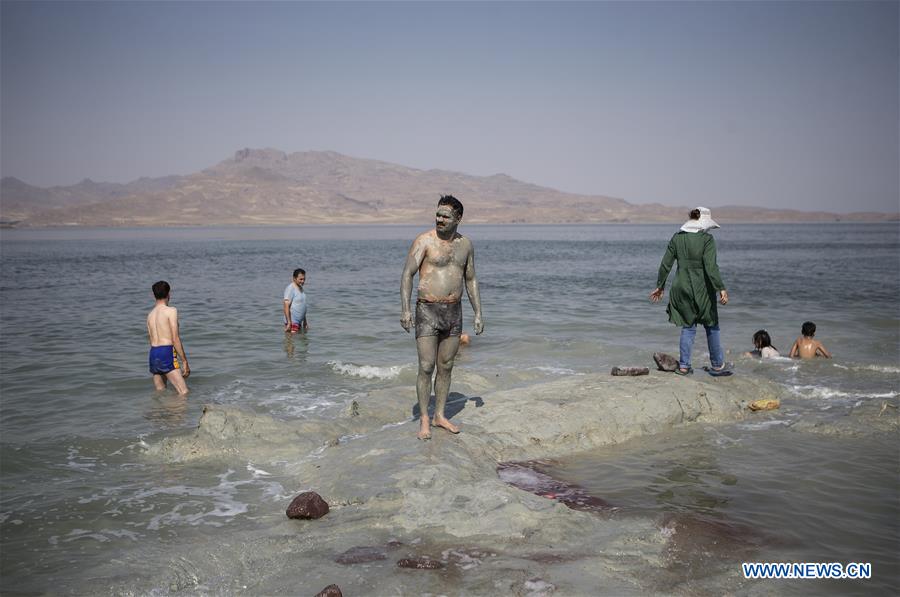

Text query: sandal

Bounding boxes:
[673,367,693,376]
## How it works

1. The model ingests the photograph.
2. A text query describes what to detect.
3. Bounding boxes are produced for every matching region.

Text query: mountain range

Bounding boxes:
[1,148,895,227]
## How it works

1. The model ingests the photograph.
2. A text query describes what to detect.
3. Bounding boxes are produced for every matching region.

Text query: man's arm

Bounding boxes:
[789,339,800,358]
[168,309,190,377]
[816,341,832,358]
[400,236,426,332]
[283,299,292,331]
[464,241,484,334]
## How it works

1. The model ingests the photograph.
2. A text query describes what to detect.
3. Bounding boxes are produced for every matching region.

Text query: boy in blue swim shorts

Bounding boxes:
[283,268,308,333]
[146,280,190,395]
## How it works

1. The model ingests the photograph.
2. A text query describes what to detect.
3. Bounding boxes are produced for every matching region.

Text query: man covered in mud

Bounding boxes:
[401,195,483,440]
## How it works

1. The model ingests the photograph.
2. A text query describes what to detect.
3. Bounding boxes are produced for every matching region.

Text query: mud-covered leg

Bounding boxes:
[433,335,461,434]
[415,335,438,439]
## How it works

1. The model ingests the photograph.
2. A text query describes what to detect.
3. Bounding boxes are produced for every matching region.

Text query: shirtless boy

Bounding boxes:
[789,321,832,359]
[401,196,483,440]
[147,280,190,395]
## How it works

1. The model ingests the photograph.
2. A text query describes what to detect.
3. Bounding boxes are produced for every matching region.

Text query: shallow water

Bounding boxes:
[1,223,898,593]
[541,424,899,595]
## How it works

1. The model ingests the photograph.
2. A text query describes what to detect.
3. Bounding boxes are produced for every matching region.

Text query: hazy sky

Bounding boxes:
[2,1,897,212]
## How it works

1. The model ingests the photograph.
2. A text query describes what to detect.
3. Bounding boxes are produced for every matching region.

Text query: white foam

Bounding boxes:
[737,420,792,430]
[855,364,900,374]
[328,360,408,380]
[526,366,581,375]
[788,385,899,400]
[116,469,285,530]
[246,462,272,478]
[524,579,556,596]
[65,447,98,472]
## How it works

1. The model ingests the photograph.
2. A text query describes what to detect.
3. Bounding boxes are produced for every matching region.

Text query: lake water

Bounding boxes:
[1,223,898,594]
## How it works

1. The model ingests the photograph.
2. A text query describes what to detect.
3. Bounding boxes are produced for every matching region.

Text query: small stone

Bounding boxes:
[748,398,779,411]
[397,557,444,570]
[335,546,388,565]
[314,584,342,597]
[286,491,329,520]
[653,352,679,372]
[611,366,650,376]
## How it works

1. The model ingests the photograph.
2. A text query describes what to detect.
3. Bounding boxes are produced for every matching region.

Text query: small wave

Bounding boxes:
[526,366,581,375]
[788,385,899,400]
[246,462,271,478]
[737,420,792,430]
[855,364,900,374]
[328,360,407,380]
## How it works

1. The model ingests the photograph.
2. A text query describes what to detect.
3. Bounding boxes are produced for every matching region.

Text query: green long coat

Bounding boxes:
[656,231,726,327]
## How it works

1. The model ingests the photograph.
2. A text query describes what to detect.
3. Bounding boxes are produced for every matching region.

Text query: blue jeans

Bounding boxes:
[679,324,724,370]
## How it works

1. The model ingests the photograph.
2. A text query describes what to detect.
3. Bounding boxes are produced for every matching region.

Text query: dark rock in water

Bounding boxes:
[286,491,329,519]
[385,540,404,549]
[314,585,343,597]
[611,366,650,376]
[659,512,765,568]
[397,557,444,569]
[654,352,679,372]
[334,546,388,565]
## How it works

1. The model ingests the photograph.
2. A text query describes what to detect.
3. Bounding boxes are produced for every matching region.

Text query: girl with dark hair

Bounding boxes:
[745,329,779,358]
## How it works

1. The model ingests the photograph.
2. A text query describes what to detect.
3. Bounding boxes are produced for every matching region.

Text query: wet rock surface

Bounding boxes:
[334,546,388,565]
[397,556,444,570]
[654,352,679,372]
[286,492,330,520]
[611,366,650,376]
[142,372,788,595]
[314,584,343,597]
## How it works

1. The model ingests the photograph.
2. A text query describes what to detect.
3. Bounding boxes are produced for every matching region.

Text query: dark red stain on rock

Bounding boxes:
[497,461,616,513]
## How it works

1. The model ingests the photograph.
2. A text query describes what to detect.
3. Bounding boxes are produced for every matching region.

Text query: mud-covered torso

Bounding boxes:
[416,232,471,303]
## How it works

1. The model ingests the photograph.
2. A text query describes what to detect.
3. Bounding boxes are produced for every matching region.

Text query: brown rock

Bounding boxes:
[335,546,388,565]
[286,491,329,520]
[611,366,650,376]
[397,557,444,569]
[314,584,343,597]
[653,352,679,372]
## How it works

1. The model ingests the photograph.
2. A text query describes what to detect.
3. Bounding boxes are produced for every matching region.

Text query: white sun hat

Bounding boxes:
[681,206,720,233]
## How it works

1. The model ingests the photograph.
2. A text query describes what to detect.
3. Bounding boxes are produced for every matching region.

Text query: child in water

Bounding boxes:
[745,329,779,358]
[789,321,832,359]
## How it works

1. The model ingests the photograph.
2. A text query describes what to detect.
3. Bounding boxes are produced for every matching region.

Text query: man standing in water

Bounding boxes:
[147,280,190,395]
[401,195,483,440]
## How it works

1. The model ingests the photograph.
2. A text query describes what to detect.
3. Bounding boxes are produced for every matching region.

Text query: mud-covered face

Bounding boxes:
[435,206,459,233]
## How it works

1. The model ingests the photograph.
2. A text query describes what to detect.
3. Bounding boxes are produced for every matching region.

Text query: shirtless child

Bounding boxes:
[147,280,190,395]
[789,321,832,359]
[401,195,483,440]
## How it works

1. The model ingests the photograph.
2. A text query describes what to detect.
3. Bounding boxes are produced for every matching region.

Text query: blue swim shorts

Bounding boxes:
[149,345,180,375]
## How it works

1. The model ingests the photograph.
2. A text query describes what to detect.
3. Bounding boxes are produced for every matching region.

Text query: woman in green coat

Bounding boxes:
[650,208,730,375]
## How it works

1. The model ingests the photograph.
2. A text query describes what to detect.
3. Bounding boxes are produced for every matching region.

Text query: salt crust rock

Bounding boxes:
[141,372,796,594]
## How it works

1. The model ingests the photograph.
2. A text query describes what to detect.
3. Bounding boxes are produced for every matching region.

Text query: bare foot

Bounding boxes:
[417,419,432,440]
[432,416,460,434]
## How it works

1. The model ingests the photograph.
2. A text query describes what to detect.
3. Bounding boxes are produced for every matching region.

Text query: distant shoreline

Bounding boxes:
[1,218,897,232]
